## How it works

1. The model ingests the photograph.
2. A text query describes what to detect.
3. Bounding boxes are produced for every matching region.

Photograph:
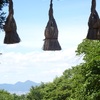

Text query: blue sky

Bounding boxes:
[0,0,100,84]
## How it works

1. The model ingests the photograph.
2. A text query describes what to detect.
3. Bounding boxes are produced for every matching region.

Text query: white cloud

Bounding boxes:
[0,47,83,84]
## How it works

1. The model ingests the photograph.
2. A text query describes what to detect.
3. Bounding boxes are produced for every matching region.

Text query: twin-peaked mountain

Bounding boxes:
[0,80,40,94]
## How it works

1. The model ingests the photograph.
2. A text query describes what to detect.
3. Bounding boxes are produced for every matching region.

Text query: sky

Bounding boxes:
[0,0,100,84]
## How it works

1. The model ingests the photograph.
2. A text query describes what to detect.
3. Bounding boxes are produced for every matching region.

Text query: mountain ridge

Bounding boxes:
[0,80,40,94]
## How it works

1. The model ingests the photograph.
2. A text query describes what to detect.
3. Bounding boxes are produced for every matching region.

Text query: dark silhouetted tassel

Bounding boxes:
[3,0,20,44]
[86,0,100,40]
[43,0,61,50]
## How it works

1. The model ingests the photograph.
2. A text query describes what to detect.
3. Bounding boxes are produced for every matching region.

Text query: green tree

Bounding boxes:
[0,0,8,30]
[24,39,100,100]
[75,39,100,100]
[27,85,43,100]
[0,90,13,100]
[13,93,27,100]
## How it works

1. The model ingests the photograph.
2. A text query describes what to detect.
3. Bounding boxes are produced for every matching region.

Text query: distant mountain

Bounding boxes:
[0,80,40,94]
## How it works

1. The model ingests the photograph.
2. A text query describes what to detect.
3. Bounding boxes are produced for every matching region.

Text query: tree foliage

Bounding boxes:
[0,40,100,100]
[26,39,100,100]
[0,0,8,30]
[0,90,13,100]
[75,39,100,100]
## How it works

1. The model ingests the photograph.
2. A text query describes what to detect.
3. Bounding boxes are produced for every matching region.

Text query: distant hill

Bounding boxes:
[0,80,40,94]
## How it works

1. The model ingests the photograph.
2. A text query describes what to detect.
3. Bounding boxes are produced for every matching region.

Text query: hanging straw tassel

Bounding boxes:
[86,0,100,40]
[93,18,100,39]
[43,0,61,50]
[3,0,20,44]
